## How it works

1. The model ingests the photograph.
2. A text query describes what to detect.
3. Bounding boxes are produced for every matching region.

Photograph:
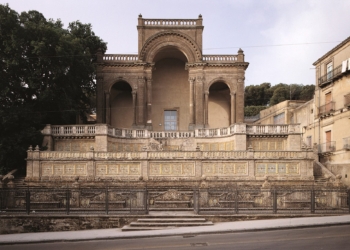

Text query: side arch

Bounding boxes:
[109,81,134,128]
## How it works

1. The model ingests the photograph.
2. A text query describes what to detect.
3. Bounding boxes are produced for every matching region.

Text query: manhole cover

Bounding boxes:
[190,243,208,247]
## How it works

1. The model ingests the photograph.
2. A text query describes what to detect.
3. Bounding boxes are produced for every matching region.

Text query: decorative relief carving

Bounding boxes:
[41,163,87,176]
[95,162,141,176]
[255,162,300,176]
[253,151,302,159]
[202,162,248,176]
[248,138,285,151]
[108,142,143,152]
[149,162,195,176]
[55,140,94,152]
[40,152,90,159]
[198,141,234,152]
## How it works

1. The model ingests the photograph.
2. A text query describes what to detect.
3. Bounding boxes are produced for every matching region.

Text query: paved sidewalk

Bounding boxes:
[1,215,350,245]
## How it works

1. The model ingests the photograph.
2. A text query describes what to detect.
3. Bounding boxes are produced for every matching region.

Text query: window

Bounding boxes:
[325,92,332,112]
[273,112,285,124]
[326,62,333,80]
[164,110,177,131]
[306,136,312,147]
[325,130,332,150]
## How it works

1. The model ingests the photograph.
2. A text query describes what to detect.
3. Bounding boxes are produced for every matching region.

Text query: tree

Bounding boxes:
[244,83,315,116]
[0,4,107,174]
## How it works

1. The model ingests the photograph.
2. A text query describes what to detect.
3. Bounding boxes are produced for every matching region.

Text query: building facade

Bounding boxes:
[95,15,247,131]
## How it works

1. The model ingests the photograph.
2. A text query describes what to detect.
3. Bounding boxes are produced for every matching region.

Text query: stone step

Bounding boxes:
[129,221,214,227]
[121,226,174,231]
[121,216,214,231]
[137,218,207,223]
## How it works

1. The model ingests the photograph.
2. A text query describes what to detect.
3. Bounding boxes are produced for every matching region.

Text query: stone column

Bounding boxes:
[137,77,145,126]
[132,90,137,126]
[105,91,110,125]
[146,78,152,125]
[230,92,236,124]
[204,91,209,126]
[189,77,195,126]
[96,76,105,123]
[194,76,204,128]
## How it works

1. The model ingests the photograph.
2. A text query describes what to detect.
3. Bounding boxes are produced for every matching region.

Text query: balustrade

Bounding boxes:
[102,54,138,62]
[202,55,238,62]
[142,19,198,26]
[48,124,297,138]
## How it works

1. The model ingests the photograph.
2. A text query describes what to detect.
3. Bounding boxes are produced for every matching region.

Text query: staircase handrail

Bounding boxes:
[314,161,336,180]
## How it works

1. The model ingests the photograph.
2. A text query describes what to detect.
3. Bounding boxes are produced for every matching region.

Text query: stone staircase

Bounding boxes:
[314,175,328,185]
[13,177,27,188]
[122,213,213,231]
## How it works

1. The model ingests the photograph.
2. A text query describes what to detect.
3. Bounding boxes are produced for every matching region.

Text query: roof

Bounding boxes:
[313,36,350,66]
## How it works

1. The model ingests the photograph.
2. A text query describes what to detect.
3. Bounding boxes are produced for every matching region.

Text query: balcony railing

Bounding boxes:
[318,101,335,117]
[343,137,350,150]
[318,141,336,154]
[46,124,299,139]
[318,65,342,86]
[344,93,350,107]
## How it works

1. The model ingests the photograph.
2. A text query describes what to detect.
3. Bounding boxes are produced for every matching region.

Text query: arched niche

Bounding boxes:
[208,82,231,128]
[110,81,133,128]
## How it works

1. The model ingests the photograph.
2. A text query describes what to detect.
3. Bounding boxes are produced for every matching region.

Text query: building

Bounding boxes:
[312,36,350,186]
[21,16,342,213]
[95,15,247,131]
[254,36,350,187]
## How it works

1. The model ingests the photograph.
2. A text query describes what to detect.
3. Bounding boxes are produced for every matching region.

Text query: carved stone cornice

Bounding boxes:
[247,135,288,138]
[54,136,95,140]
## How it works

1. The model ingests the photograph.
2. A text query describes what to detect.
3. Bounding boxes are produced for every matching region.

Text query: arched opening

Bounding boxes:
[110,81,133,128]
[152,46,189,131]
[208,82,231,128]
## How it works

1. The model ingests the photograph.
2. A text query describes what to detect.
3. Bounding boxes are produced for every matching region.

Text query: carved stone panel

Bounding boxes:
[148,162,195,176]
[255,162,300,176]
[41,163,87,176]
[202,162,248,176]
[95,162,141,176]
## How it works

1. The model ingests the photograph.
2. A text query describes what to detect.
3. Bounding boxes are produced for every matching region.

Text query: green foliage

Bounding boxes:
[0,4,107,174]
[245,83,315,108]
[244,106,267,116]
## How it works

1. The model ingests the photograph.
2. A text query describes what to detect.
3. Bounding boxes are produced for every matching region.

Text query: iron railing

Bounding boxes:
[344,93,350,107]
[0,187,348,215]
[343,137,350,150]
[318,141,336,154]
[318,101,335,117]
[318,64,342,86]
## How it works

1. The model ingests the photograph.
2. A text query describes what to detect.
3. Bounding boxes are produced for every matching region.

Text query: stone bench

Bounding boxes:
[154,200,191,208]
[218,200,254,208]
[89,201,126,208]
[283,200,310,208]
[25,201,61,208]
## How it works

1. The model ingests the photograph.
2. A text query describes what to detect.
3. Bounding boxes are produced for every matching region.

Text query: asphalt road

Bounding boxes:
[2,224,350,250]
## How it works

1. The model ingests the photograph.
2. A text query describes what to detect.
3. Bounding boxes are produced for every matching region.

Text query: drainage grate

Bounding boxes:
[190,243,208,247]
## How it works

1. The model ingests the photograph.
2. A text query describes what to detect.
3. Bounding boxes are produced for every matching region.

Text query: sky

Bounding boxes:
[2,0,350,86]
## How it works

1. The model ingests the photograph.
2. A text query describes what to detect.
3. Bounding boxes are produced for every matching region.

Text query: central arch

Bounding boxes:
[152,46,189,131]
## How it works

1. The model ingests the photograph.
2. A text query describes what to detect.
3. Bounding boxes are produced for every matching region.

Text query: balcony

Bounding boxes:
[318,141,336,154]
[318,101,335,118]
[344,93,350,108]
[318,64,342,87]
[343,137,350,150]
